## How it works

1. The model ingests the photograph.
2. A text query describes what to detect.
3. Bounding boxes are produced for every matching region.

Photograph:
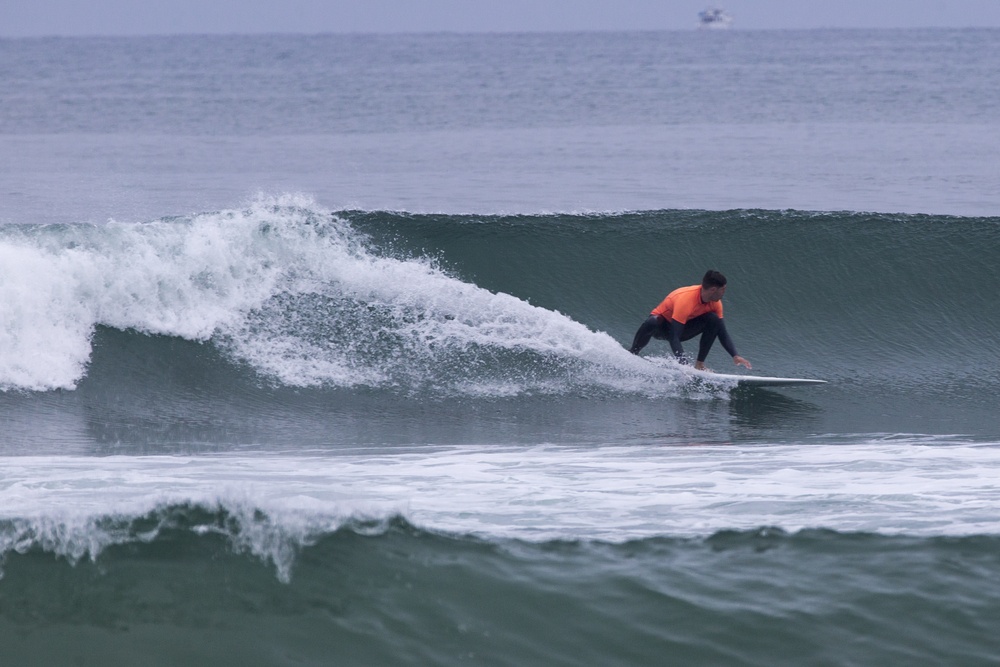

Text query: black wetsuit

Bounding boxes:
[628,312,739,363]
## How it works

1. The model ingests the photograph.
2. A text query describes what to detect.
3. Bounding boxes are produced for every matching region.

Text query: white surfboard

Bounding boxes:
[687,369,827,387]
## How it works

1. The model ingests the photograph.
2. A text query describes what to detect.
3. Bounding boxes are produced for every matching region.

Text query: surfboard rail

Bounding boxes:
[687,369,827,387]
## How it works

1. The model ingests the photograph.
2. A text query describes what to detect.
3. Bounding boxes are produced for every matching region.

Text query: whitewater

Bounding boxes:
[5,440,1000,580]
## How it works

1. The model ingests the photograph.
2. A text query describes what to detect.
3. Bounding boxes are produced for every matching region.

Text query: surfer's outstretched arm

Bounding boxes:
[715,321,751,368]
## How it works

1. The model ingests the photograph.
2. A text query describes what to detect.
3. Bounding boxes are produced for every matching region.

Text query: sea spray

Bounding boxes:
[0,195,686,397]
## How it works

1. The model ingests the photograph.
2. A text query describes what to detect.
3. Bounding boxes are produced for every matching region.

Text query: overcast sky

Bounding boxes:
[2,0,999,37]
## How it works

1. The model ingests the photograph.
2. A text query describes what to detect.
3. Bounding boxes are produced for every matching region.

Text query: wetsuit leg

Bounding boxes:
[679,312,732,363]
[628,315,668,354]
[693,314,720,363]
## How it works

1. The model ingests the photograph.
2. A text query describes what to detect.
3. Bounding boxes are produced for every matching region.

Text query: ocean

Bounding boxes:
[1,28,999,666]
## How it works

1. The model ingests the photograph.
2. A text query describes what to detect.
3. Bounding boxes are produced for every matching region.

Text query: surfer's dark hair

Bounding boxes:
[702,270,727,288]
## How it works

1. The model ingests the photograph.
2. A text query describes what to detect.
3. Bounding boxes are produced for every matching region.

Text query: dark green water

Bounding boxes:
[3,511,1000,667]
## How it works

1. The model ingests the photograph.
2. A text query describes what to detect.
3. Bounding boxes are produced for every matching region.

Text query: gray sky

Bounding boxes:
[2,0,999,37]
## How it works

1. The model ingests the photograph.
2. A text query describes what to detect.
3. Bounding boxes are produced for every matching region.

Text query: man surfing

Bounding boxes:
[628,270,752,371]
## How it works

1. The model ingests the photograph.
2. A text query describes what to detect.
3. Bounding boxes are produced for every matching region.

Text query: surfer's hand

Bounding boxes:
[733,356,752,369]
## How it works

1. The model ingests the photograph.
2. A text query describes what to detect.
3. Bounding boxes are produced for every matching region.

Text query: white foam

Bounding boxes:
[0,242,95,390]
[0,197,295,390]
[3,439,1000,572]
[0,194,683,397]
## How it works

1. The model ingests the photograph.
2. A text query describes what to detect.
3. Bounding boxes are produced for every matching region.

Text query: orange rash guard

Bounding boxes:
[650,284,723,323]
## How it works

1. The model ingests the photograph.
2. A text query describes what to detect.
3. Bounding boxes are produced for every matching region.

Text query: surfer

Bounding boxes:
[628,270,752,370]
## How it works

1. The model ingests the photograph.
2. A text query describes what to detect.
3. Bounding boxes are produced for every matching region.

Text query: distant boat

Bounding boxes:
[698,7,733,29]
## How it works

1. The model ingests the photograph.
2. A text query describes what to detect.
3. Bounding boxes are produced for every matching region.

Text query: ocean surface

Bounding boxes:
[2,28,1000,666]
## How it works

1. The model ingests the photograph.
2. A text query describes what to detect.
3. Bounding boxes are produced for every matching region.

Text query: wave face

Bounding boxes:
[1,198,998,449]
[346,207,1000,369]
[3,507,1000,667]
